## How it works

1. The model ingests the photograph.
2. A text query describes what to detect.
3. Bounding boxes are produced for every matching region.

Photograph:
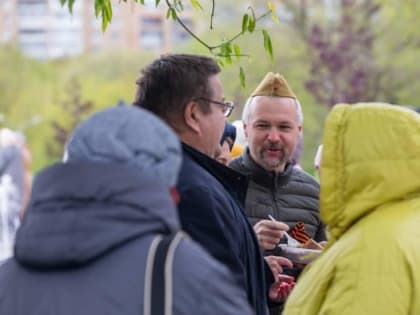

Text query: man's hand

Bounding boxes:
[269,275,296,303]
[254,219,289,250]
[264,255,293,282]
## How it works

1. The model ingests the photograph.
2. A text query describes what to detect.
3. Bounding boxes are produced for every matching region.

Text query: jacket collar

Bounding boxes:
[182,143,249,206]
[241,148,293,188]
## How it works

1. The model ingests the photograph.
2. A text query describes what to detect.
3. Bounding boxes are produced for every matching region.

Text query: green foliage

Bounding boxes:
[246,7,256,32]
[262,30,273,62]
[190,0,203,10]
[60,0,278,86]
[60,0,76,13]
[239,66,245,88]
[48,79,94,160]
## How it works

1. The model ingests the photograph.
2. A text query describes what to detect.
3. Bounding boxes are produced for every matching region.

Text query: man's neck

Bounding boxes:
[179,132,212,158]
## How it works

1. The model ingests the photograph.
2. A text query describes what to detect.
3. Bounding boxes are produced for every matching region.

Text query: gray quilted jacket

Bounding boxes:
[229,149,326,247]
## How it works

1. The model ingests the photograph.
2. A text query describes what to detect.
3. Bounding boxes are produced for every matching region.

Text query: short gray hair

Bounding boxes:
[242,96,304,125]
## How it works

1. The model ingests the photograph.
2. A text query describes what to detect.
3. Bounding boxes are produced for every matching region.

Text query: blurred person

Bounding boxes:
[134,54,293,315]
[232,119,247,147]
[284,103,420,315]
[0,129,31,263]
[215,122,237,165]
[290,136,303,169]
[0,105,255,315]
[229,72,327,314]
[230,143,244,159]
[314,144,323,177]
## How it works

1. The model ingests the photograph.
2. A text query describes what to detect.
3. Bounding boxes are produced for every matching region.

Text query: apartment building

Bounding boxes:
[0,0,194,59]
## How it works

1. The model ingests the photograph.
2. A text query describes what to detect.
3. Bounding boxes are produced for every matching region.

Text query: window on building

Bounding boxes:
[140,16,163,50]
[142,0,159,10]
[18,0,48,16]
[172,18,193,43]
[140,30,162,50]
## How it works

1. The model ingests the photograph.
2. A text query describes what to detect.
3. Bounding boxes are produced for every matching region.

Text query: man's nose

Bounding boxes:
[267,128,281,142]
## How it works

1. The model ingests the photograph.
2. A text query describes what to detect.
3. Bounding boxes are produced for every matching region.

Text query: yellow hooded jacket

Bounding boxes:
[284,103,420,315]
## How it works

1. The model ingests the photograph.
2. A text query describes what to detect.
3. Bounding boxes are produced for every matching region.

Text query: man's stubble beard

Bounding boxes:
[258,147,287,172]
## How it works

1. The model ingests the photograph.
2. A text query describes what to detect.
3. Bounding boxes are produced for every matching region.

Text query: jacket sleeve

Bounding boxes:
[314,221,327,242]
[173,240,255,315]
[177,184,247,290]
[284,245,413,315]
[199,269,255,315]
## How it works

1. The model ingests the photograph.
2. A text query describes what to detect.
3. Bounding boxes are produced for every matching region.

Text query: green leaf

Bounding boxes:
[221,42,232,64]
[174,0,183,12]
[216,58,225,68]
[262,30,273,62]
[94,0,102,18]
[242,14,249,33]
[268,2,280,24]
[239,66,246,88]
[190,0,203,11]
[166,8,177,20]
[101,19,108,32]
[155,0,161,7]
[60,0,67,6]
[100,0,112,22]
[233,44,241,60]
[247,8,256,33]
[172,8,177,20]
[270,13,280,25]
[93,0,112,31]
[68,0,76,14]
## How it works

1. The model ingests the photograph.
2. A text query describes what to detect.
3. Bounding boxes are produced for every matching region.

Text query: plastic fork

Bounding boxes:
[268,215,300,247]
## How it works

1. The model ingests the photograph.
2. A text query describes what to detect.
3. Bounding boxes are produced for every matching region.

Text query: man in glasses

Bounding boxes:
[134,54,293,315]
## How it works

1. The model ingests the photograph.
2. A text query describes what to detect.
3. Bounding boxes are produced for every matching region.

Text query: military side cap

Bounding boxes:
[251,72,296,99]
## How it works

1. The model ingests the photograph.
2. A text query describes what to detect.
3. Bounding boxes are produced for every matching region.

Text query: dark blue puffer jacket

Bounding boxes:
[177,144,271,315]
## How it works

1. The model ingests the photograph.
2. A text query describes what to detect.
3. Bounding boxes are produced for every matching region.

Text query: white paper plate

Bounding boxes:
[278,244,322,264]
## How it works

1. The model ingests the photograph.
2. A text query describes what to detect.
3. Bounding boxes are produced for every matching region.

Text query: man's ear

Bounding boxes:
[183,101,201,134]
[243,121,249,139]
[298,124,303,136]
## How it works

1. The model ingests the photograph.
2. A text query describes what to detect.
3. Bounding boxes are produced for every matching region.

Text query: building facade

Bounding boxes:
[0,0,193,59]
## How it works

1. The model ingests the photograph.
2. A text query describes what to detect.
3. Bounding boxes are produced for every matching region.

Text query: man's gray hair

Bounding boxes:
[241,96,304,125]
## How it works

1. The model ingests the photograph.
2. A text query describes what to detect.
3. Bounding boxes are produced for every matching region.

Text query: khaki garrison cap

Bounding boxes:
[251,72,296,99]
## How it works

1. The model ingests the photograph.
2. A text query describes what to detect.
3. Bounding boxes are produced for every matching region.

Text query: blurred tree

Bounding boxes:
[305,0,381,107]
[282,0,420,107]
[47,78,94,160]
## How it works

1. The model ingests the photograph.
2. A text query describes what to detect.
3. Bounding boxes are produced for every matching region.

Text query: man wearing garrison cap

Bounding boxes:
[133,55,297,315]
[229,72,327,314]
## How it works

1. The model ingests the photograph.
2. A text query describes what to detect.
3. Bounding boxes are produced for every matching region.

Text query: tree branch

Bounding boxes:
[165,0,271,53]
[210,0,215,30]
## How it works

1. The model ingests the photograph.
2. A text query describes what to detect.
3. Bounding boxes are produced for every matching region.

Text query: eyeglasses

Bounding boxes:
[195,97,235,118]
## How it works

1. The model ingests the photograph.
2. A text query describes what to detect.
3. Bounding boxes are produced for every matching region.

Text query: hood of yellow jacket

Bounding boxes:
[320,102,420,241]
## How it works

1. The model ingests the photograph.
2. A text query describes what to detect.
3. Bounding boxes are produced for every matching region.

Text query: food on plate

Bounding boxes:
[278,245,321,264]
